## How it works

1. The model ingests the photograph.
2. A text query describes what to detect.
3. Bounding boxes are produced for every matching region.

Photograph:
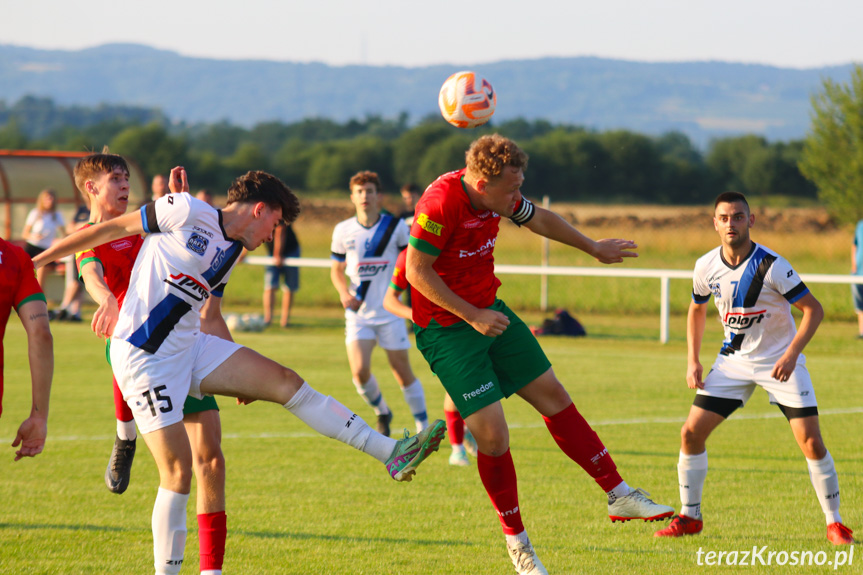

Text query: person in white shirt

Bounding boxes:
[22,188,66,289]
[34,166,446,575]
[655,191,854,546]
[331,171,428,436]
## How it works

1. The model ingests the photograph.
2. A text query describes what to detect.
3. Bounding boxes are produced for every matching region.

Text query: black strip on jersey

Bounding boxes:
[742,253,777,308]
[356,280,372,301]
[137,300,192,354]
[372,216,401,257]
[719,332,745,356]
[693,394,743,418]
[144,202,160,234]
[776,403,819,420]
[693,291,711,304]
[783,282,808,302]
[205,244,243,289]
[510,198,535,226]
[218,210,229,240]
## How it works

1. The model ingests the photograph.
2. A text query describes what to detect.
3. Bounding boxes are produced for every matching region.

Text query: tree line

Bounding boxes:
[0,95,818,206]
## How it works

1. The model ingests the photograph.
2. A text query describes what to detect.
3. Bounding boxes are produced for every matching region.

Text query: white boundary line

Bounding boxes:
[5,407,861,443]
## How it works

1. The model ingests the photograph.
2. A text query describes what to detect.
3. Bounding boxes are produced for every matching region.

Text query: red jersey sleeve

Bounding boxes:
[12,245,45,309]
[389,248,408,291]
[409,186,453,256]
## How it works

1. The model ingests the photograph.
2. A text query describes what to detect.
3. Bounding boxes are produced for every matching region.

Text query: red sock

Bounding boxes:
[197,511,227,571]
[113,376,134,422]
[477,449,524,535]
[543,403,623,492]
[444,410,464,446]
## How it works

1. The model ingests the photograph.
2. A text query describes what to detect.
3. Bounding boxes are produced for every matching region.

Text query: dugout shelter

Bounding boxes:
[0,150,146,241]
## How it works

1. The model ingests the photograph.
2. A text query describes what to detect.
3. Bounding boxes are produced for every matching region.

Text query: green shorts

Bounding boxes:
[415,299,551,418]
[107,339,219,415]
[183,395,219,414]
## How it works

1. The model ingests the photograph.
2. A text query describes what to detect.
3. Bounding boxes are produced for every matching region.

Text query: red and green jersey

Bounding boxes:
[389,248,409,292]
[409,169,501,328]
[75,224,143,309]
[0,237,47,416]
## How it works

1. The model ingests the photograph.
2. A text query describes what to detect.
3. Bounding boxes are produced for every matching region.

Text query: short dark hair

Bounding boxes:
[73,153,130,206]
[400,183,420,195]
[349,171,382,192]
[226,171,301,224]
[714,191,749,212]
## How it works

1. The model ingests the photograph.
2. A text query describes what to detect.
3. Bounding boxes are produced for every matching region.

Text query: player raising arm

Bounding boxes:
[1,237,52,461]
[406,134,673,575]
[34,167,445,574]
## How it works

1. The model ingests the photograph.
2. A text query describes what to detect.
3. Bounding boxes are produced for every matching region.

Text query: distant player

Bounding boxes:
[0,236,52,460]
[35,166,445,574]
[654,191,854,545]
[383,248,478,466]
[72,152,230,572]
[330,171,429,435]
[407,134,673,575]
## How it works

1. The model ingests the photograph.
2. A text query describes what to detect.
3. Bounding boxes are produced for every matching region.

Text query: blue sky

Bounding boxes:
[2,0,861,69]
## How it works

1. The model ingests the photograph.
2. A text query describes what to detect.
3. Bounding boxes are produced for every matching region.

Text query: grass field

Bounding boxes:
[1,306,860,574]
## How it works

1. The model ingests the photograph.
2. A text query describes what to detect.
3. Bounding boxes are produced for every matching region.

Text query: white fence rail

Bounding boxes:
[246,256,863,343]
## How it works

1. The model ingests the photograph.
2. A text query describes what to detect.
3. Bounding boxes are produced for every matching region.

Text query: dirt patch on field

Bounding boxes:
[296,198,837,233]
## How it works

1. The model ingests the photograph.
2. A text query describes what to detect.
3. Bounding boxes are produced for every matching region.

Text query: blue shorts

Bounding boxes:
[264,247,300,291]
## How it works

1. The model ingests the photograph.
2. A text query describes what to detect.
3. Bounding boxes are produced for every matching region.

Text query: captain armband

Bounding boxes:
[510,198,535,226]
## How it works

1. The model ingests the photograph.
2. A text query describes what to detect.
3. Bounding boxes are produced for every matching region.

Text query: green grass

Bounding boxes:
[1,310,860,574]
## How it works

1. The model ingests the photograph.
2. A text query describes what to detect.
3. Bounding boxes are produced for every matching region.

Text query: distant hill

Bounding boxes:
[0,43,855,145]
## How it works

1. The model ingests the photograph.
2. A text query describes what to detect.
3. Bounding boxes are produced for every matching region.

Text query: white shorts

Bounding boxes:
[345,317,411,350]
[696,355,818,409]
[110,334,242,434]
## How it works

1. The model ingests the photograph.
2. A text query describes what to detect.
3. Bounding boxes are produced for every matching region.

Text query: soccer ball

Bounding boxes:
[438,71,496,128]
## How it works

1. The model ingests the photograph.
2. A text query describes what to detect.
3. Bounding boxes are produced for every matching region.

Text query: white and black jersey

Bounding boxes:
[331,212,409,324]
[692,243,809,362]
[113,193,243,357]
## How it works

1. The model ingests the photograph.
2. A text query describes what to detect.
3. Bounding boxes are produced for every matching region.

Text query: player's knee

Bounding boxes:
[194,451,226,482]
[680,424,705,451]
[800,435,827,460]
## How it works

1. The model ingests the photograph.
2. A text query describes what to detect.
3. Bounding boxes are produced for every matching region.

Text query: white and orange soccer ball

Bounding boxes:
[438,71,496,128]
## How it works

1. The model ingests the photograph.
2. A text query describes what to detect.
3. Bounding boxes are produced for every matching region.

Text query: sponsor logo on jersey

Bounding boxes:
[344,239,356,250]
[192,225,214,238]
[357,260,388,279]
[723,310,766,330]
[462,218,485,229]
[109,239,133,251]
[165,272,209,301]
[709,281,722,299]
[416,213,443,236]
[459,238,496,258]
[463,381,494,401]
[187,233,209,256]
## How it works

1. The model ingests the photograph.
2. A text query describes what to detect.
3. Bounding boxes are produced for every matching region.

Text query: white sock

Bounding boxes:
[285,382,396,462]
[401,379,428,429]
[678,451,708,519]
[152,487,189,575]
[353,375,390,416]
[807,451,842,525]
[117,419,136,441]
[606,481,631,503]
[505,530,531,548]
[201,571,222,575]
